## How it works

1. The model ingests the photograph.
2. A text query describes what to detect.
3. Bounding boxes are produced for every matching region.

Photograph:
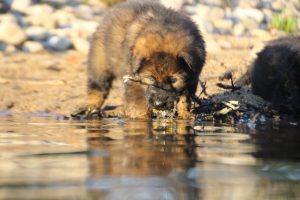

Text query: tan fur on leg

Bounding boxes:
[177,95,192,119]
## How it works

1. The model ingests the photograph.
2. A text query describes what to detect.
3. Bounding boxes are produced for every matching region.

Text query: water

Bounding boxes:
[0,113,300,200]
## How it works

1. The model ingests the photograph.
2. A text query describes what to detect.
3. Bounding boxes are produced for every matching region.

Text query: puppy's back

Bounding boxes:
[88,1,205,77]
[251,36,300,110]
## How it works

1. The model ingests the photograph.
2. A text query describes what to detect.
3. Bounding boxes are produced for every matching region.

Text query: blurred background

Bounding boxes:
[0,0,299,54]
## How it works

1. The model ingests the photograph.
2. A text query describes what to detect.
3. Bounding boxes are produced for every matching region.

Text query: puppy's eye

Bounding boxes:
[168,76,177,84]
[143,76,156,85]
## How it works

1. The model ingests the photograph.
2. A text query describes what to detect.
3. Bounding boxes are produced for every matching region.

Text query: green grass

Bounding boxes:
[270,13,298,33]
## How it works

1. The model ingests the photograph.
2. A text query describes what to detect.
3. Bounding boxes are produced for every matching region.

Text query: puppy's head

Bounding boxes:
[135,52,196,110]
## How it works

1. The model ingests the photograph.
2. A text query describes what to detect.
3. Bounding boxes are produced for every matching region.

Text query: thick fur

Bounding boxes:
[251,36,300,113]
[87,0,206,118]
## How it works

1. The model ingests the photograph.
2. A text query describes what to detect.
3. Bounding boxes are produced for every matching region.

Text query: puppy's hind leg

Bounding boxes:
[87,73,114,111]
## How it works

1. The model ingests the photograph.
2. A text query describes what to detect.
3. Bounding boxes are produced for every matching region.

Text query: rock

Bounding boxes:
[204,0,235,7]
[11,0,32,13]
[0,43,6,51]
[22,41,44,53]
[71,4,95,19]
[71,37,89,54]
[0,2,8,13]
[0,13,18,23]
[0,21,27,45]
[206,7,225,20]
[5,44,17,53]
[24,4,56,29]
[53,9,75,28]
[262,8,272,23]
[25,15,56,29]
[49,28,71,38]
[25,26,49,41]
[213,19,233,34]
[233,8,264,24]
[47,35,71,51]
[70,19,98,39]
[233,23,246,36]
[41,0,79,7]
[238,0,259,8]
[25,4,54,16]
[190,5,214,34]
[3,0,13,7]
[271,1,284,11]
[240,18,260,30]
[159,0,186,10]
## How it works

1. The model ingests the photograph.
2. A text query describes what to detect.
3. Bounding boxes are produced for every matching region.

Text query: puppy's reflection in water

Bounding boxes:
[85,119,200,200]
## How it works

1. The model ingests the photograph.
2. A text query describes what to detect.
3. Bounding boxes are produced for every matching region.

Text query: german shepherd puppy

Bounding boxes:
[251,36,300,114]
[86,0,206,119]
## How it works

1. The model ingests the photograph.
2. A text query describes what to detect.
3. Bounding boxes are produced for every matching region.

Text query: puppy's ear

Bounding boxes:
[178,52,193,71]
[132,57,148,74]
[178,48,205,73]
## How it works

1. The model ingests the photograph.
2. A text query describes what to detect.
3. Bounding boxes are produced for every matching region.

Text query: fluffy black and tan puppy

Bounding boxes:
[85,0,206,119]
[251,36,300,113]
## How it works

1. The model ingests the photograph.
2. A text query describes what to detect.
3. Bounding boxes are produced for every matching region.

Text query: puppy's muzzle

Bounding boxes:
[146,86,179,110]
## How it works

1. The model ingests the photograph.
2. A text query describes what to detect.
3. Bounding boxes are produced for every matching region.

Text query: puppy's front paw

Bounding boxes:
[71,106,102,119]
[177,108,193,119]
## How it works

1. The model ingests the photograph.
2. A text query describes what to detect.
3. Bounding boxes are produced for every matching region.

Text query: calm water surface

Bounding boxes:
[0,113,300,200]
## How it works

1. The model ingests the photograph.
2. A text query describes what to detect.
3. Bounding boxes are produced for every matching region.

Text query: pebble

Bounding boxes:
[159,0,186,10]
[213,19,233,34]
[22,41,44,53]
[53,9,75,28]
[25,26,49,41]
[5,44,17,53]
[233,23,246,36]
[47,35,71,51]
[0,43,6,51]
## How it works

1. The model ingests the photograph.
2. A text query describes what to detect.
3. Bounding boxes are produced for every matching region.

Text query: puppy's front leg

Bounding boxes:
[177,95,193,119]
[124,81,150,119]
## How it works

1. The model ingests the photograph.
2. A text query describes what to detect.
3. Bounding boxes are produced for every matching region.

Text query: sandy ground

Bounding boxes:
[0,35,272,116]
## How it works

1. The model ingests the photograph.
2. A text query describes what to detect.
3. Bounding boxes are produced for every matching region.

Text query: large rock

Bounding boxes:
[233,8,264,24]
[24,4,56,29]
[22,41,44,53]
[47,35,71,51]
[0,20,27,45]
[0,13,17,23]
[11,0,32,13]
